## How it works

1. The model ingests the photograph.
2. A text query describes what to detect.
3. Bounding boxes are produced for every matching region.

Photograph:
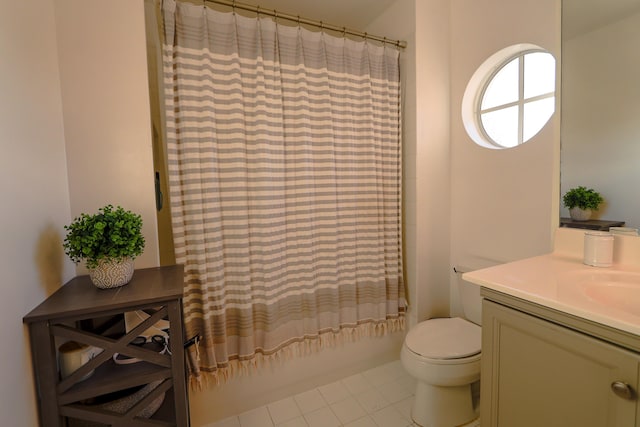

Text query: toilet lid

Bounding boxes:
[405,317,481,360]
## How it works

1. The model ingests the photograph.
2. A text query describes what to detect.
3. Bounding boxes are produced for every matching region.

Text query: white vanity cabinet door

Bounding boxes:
[481,299,640,427]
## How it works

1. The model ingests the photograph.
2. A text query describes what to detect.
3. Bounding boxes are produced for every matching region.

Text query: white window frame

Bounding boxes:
[461,43,556,150]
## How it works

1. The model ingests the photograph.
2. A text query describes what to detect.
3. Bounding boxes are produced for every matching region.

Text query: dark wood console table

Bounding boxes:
[560,218,625,231]
[23,265,189,427]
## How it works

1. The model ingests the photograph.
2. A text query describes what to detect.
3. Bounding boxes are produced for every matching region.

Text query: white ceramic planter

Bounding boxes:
[569,207,592,221]
[89,257,135,289]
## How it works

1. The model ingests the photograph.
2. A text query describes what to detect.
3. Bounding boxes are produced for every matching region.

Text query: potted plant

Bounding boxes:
[562,186,604,221]
[63,205,145,289]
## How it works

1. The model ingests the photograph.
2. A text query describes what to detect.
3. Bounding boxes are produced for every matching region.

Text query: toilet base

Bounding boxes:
[411,381,476,427]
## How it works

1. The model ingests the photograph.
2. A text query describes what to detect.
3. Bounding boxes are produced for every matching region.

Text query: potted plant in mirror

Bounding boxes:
[563,186,604,221]
[63,205,145,289]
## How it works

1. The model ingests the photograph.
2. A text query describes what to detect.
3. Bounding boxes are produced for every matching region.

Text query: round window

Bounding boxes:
[462,44,556,149]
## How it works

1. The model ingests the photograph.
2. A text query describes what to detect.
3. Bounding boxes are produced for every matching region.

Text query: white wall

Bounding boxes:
[2,1,158,425]
[55,0,159,272]
[0,1,74,425]
[561,12,640,228]
[449,0,561,304]
[412,0,452,324]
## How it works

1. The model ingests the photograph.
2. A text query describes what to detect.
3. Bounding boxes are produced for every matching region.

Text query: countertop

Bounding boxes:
[462,229,640,336]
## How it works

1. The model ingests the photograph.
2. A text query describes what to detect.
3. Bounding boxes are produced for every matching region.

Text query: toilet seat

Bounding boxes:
[405,317,481,360]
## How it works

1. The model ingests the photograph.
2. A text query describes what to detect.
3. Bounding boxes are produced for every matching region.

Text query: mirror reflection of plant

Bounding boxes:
[562,186,604,211]
[63,205,145,269]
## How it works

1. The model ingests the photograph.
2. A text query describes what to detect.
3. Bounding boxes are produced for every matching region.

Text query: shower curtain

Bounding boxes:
[161,0,405,385]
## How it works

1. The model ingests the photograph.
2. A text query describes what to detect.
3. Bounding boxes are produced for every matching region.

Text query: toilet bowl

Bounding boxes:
[401,317,481,427]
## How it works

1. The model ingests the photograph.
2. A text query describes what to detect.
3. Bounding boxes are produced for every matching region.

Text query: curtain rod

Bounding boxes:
[203,0,407,49]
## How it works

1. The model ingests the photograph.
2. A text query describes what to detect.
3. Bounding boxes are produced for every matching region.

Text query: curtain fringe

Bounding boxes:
[188,316,405,391]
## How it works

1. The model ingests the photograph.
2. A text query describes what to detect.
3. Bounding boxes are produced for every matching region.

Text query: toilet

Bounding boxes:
[400,278,482,427]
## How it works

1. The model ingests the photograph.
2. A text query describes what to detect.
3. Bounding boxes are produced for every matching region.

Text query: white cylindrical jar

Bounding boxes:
[583,231,614,267]
[59,341,101,381]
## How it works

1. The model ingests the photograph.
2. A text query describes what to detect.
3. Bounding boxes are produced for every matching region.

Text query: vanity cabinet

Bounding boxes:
[481,292,640,427]
[23,265,190,427]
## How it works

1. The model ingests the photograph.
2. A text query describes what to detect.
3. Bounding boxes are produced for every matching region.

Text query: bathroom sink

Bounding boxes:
[560,270,640,318]
[582,282,640,317]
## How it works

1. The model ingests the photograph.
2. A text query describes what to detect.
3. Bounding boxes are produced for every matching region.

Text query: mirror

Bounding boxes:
[561,0,640,229]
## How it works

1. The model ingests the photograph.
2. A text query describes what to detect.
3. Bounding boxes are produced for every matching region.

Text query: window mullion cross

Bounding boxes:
[518,55,525,145]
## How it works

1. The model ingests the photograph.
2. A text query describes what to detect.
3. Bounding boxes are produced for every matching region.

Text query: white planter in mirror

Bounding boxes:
[569,207,591,221]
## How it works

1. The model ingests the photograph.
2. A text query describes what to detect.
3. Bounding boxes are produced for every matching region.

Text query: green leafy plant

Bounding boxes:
[63,205,145,269]
[562,186,604,210]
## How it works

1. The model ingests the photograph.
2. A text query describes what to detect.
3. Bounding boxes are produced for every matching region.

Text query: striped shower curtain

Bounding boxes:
[161,0,405,385]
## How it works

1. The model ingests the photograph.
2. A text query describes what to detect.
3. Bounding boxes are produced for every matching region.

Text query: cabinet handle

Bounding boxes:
[611,381,636,400]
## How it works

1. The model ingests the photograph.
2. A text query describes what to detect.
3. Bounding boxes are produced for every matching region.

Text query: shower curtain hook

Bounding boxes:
[256,5,260,17]
[342,27,346,38]
[297,15,300,25]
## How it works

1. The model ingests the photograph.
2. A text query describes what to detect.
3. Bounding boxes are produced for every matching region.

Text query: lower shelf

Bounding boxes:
[61,379,177,426]
[151,388,177,423]
[59,355,172,405]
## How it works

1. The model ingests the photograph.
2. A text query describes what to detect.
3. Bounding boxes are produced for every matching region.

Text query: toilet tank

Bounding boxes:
[459,277,482,325]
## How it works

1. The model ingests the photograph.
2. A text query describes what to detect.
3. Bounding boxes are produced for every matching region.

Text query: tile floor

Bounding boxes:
[204,360,481,427]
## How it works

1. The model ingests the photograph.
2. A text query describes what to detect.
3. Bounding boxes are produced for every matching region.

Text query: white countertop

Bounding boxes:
[462,228,640,336]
